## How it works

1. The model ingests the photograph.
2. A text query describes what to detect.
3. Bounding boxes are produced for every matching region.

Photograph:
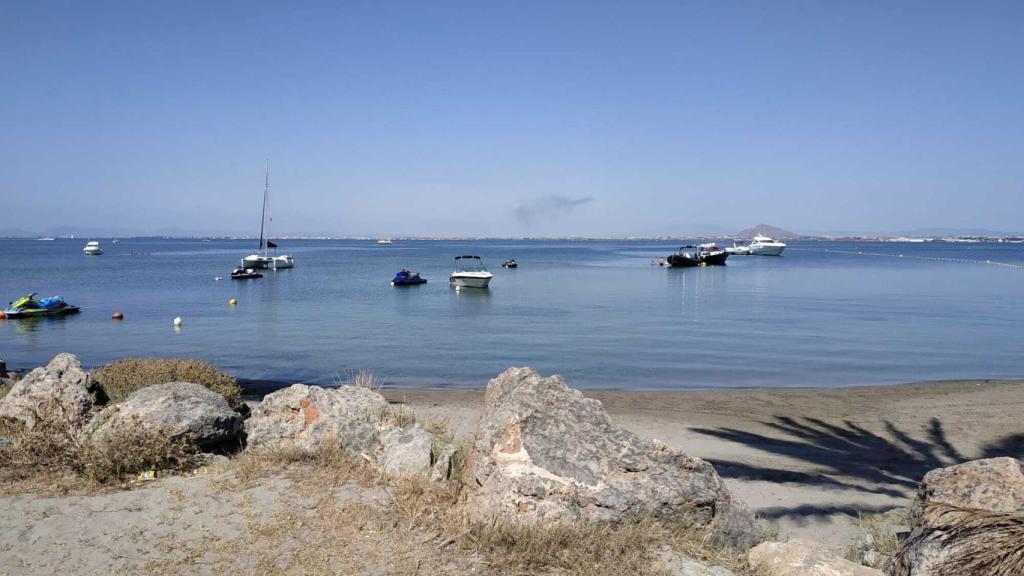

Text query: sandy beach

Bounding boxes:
[383,378,1024,547]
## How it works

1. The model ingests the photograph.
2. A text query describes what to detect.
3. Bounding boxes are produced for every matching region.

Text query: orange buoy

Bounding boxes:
[112,311,124,320]
[0,310,5,319]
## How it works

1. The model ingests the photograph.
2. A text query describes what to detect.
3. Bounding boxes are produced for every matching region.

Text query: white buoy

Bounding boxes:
[173,316,182,327]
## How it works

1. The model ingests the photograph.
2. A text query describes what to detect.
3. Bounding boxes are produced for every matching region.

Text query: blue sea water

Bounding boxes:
[1,238,1021,389]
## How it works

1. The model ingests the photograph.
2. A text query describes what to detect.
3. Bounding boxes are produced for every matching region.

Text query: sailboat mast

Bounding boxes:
[258,160,268,256]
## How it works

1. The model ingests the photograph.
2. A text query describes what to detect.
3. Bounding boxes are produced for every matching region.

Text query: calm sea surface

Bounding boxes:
[1,238,1021,390]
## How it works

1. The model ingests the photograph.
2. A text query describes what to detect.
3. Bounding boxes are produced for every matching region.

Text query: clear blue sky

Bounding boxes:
[2,1,1022,237]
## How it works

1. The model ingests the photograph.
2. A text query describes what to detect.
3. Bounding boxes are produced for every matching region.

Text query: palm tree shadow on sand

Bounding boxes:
[691,417,1024,520]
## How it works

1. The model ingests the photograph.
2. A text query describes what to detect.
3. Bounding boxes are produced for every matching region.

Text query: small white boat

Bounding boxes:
[725,241,751,255]
[242,162,295,270]
[449,255,493,289]
[748,235,786,256]
[83,241,103,255]
[377,238,393,245]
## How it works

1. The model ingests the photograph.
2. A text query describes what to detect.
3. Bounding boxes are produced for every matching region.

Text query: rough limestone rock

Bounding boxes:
[885,458,1024,576]
[749,539,883,576]
[430,443,459,482]
[88,382,243,450]
[0,353,93,430]
[911,457,1024,516]
[379,424,434,477]
[245,384,390,454]
[466,367,761,549]
[654,548,738,576]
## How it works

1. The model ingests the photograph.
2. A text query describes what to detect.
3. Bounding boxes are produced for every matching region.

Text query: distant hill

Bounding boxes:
[734,224,800,239]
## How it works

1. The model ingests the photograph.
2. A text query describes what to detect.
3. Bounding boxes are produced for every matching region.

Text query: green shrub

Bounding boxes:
[92,358,241,407]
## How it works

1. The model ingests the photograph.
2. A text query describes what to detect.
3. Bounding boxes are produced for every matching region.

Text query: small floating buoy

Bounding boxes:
[173,316,182,327]
[0,310,5,319]
[214,276,223,281]
[228,298,237,306]
[112,311,123,320]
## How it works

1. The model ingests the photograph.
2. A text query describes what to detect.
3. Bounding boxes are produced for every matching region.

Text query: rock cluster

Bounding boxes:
[465,367,762,549]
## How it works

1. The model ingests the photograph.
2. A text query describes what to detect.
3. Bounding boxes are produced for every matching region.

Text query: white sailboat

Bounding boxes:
[242,162,294,270]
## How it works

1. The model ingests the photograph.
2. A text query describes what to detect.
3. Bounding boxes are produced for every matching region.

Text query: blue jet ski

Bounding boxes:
[391,269,427,286]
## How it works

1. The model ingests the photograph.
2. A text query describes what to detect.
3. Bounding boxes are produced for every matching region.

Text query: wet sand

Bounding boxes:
[382,379,1024,548]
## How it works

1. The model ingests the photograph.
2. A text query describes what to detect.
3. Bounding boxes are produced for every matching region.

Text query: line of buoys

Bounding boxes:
[788,247,1024,270]
[112,311,123,320]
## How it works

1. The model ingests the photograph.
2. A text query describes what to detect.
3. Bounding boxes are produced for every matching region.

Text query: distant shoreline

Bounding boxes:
[3,235,1023,242]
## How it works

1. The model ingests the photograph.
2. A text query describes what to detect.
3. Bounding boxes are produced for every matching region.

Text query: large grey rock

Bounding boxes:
[749,539,883,576]
[465,367,762,549]
[654,548,738,576]
[245,384,390,454]
[0,353,93,430]
[88,382,243,450]
[886,458,1024,576]
[379,424,434,477]
[911,457,1024,516]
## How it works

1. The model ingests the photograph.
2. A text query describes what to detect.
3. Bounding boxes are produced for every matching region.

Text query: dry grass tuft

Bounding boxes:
[888,503,1024,576]
[221,441,380,491]
[92,358,241,407]
[0,406,194,493]
[850,510,904,569]
[333,369,385,393]
[455,516,663,575]
[0,380,11,400]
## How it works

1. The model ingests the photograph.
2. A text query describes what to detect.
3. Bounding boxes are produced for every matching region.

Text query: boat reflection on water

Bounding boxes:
[1,313,79,338]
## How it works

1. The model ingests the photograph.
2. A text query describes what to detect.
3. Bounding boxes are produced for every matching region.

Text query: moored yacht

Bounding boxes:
[748,235,786,256]
[83,241,103,255]
[242,162,295,270]
[449,255,493,289]
[666,243,729,267]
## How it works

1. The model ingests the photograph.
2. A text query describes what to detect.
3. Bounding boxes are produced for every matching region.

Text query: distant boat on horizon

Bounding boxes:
[377,238,393,245]
[37,237,55,241]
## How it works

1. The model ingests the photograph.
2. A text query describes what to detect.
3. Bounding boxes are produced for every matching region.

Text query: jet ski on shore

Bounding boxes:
[3,293,81,318]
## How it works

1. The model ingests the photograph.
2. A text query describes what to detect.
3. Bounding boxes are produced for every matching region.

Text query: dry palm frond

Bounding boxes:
[888,503,1024,576]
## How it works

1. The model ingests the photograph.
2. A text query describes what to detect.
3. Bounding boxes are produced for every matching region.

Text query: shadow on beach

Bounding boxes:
[692,416,1024,520]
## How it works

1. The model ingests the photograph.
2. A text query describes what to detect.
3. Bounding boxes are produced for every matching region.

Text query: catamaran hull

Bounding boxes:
[242,255,294,269]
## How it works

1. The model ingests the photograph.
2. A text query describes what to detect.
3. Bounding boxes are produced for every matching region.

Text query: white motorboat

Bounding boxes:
[242,162,295,270]
[83,241,103,255]
[725,241,751,255]
[377,238,393,245]
[449,255,493,289]
[748,235,786,256]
